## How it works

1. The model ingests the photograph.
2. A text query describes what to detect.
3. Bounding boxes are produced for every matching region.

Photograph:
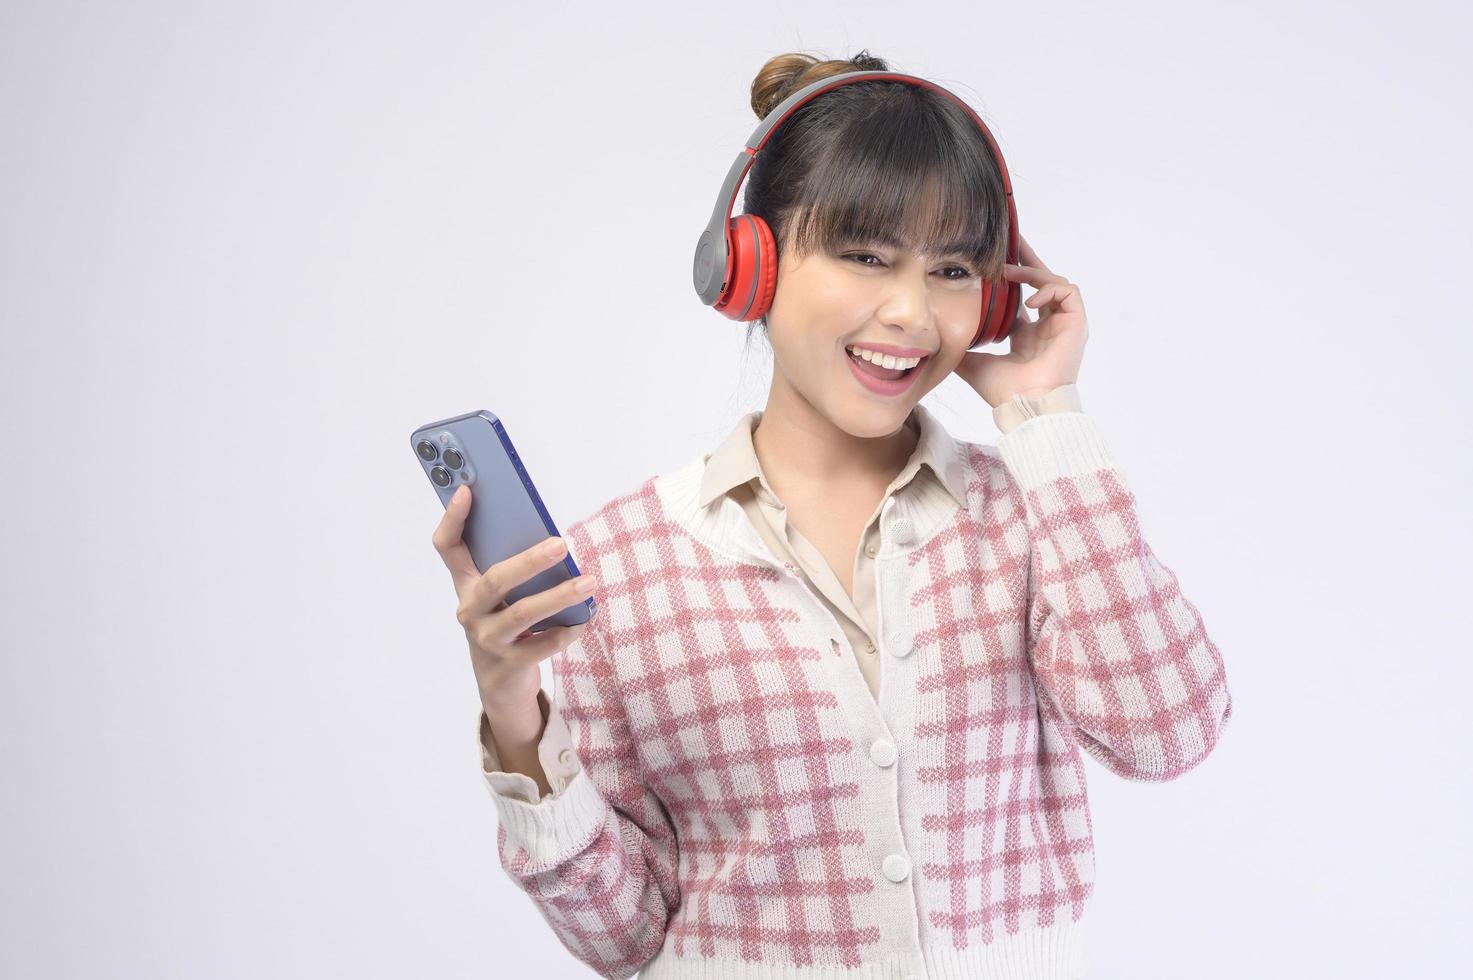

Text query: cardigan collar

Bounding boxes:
[695,402,970,512]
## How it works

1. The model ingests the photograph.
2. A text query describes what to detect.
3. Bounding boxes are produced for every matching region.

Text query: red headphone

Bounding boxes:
[691,69,1020,350]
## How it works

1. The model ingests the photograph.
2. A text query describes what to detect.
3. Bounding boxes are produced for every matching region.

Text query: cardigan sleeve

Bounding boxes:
[996,411,1233,782]
[477,607,681,978]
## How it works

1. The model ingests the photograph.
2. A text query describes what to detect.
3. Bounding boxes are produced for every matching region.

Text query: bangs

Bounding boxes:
[780,88,1010,279]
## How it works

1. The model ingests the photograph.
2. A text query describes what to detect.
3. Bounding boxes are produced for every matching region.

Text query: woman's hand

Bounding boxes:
[952,233,1088,408]
[431,484,595,722]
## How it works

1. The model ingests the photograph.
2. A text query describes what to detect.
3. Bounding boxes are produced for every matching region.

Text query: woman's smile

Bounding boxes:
[844,343,929,396]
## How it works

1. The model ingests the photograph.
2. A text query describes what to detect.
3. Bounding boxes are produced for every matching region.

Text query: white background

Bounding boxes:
[3,1,1469,977]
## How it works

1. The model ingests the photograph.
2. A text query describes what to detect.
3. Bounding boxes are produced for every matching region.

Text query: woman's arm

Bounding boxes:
[998,410,1234,782]
[478,609,682,979]
[482,689,562,801]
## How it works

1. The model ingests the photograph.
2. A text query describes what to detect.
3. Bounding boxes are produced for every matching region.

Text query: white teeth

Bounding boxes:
[847,345,922,370]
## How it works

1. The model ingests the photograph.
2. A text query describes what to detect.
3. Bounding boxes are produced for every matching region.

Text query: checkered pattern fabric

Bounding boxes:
[482,411,1232,979]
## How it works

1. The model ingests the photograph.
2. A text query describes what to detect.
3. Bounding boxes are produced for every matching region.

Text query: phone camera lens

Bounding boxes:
[430,466,452,487]
[416,440,438,462]
[442,448,463,469]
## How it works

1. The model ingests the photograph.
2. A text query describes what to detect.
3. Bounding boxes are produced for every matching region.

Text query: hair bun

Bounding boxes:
[749,48,891,120]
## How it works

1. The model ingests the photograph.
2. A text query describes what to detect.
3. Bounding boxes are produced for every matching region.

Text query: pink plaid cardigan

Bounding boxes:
[479,410,1233,979]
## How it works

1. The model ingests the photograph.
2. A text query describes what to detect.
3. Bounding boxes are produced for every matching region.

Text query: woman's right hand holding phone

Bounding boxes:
[431,484,597,726]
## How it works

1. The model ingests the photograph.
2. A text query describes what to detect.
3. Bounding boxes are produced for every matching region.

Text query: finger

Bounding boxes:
[1012,289,1034,324]
[1027,281,1087,319]
[1002,261,1064,288]
[1025,283,1058,309]
[467,534,578,619]
[490,571,599,647]
[431,484,482,593]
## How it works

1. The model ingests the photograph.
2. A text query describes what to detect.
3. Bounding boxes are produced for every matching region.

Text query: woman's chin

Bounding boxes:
[832,396,919,438]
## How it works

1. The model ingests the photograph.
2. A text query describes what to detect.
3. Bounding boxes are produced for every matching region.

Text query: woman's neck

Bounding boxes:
[750,377,919,506]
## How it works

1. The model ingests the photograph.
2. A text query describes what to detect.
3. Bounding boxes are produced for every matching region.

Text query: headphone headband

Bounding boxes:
[692,69,1020,349]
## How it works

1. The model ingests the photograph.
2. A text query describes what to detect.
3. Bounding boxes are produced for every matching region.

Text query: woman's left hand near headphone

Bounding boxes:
[952,233,1087,408]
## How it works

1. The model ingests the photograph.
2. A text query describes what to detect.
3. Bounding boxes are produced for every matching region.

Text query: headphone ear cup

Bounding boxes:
[996,279,1022,344]
[969,280,995,349]
[972,277,1021,348]
[714,214,778,322]
[971,278,1007,349]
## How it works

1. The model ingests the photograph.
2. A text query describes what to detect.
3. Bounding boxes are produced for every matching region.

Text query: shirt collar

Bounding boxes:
[697,402,969,511]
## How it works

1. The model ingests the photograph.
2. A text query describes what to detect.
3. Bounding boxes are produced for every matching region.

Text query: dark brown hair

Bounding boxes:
[741,49,1011,348]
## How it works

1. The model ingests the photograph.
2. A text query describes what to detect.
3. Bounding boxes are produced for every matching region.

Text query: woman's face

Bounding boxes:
[763,230,984,438]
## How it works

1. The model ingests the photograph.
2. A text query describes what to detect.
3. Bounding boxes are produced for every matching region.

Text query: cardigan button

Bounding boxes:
[889,635,913,658]
[869,739,896,767]
[882,853,911,882]
[558,749,573,765]
[889,517,914,544]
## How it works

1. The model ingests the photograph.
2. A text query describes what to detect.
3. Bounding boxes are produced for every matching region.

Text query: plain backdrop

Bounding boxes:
[3,1,1469,977]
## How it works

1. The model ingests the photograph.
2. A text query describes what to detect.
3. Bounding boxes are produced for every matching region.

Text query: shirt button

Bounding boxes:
[882,853,911,882]
[869,739,896,767]
[558,749,573,765]
[865,543,877,558]
[864,639,876,656]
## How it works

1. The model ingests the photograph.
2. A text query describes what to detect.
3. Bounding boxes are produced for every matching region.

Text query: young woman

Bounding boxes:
[434,50,1233,980]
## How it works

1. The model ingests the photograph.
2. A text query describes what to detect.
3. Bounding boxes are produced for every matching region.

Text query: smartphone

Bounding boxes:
[410,409,594,633]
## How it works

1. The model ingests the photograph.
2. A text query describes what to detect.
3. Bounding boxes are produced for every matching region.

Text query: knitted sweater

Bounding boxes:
[481,387,1085,802]
[477,409,1233,979]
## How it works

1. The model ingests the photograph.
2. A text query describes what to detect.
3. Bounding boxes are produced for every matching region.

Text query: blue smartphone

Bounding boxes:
[410,409,594,633]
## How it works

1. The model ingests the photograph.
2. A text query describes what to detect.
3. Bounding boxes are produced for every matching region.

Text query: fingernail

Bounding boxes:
[542,537,566,557]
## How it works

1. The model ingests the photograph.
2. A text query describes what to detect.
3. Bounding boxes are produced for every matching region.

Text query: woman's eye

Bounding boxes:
[846,253,976,280]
